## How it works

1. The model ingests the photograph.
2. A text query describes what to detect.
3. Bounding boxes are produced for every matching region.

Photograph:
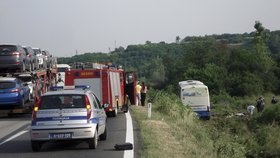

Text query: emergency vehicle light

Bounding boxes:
[49,86,64,91]
[50,85,90,91]
[74,85,91,90]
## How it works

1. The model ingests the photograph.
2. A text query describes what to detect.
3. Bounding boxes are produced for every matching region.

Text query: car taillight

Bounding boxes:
[85,95,92,119]
[12,52,21,57]
[32,99,41,121]
[11,88,20,93]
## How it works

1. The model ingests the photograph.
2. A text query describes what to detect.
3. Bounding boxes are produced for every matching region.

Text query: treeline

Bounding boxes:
[58,22,280,97]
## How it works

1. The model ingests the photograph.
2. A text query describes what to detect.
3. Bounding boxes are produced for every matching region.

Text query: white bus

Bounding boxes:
[56,64,71,86]
[179,80,211,119]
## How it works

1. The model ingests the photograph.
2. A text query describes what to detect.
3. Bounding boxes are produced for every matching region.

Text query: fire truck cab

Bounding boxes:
[65,64,136,117]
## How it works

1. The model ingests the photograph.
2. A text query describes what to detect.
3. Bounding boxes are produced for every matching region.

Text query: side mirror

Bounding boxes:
[102,104,109,108]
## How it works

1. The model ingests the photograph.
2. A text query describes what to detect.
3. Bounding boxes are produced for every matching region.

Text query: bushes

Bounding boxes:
[152,90,196,121]
[143,90,280,157]
[246,125,280,157]
[256,105,280,125]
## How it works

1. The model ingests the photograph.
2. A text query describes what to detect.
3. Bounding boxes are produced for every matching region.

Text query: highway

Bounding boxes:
[0,111,139,158]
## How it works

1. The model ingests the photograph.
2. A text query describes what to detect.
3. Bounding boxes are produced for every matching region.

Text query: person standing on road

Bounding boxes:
[135,81,142,106]
[141,82,148,106]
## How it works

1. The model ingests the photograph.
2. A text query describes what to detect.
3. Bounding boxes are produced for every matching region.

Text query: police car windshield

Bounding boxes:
[39,95,85,109]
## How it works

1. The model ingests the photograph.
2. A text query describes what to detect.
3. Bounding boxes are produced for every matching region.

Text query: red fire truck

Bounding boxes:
[65,65,136,117]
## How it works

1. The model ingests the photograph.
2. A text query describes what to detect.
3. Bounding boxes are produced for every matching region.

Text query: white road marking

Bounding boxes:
[124,110,134,158]
[0,130,28,146]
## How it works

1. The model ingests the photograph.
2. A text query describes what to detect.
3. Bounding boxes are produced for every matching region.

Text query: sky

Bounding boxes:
[0,0,279,57]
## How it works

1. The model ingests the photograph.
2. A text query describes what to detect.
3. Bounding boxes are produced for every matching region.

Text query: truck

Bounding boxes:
[0,68,57,115]
[65,63,136,117]
[56,64,71,86]
[178,80,211,119]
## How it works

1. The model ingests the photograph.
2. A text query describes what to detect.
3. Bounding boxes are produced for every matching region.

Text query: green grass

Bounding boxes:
[130,90,280,158]
[131,91,216,158]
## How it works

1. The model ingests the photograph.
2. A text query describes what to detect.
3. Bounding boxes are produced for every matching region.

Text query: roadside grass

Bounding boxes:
[131,106,185,158]
[131,90,216,158]
[131,90,280,158]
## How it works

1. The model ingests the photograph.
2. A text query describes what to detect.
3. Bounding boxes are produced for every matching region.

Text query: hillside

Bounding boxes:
[58,24,280,97]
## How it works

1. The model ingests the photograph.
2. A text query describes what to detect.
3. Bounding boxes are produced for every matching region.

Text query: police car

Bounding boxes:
[30,85,107,151]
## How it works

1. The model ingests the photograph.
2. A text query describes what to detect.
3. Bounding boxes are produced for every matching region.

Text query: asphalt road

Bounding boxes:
[0,111,139,158]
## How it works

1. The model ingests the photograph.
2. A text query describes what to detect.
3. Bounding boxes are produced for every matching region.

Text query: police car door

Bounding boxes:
[89,93,106,134]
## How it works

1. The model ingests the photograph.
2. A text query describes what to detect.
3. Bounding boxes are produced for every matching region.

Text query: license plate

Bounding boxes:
[13,109,24,113]
[49,133,72,139]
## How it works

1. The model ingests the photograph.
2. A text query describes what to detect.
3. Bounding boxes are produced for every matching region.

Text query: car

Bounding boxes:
[0,77,30,110]
[0,44,28,72]
[17,74,34,100]
[32,48,46,69]
[30,85,108,151]
[41,50,51,68]
[23,46,39,71]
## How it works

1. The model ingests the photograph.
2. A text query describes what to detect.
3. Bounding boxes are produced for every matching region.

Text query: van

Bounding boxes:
[179,80,210,119]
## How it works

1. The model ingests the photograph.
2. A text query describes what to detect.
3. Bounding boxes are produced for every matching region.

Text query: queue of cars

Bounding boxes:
[0,44,56,73]
[1,48,110,151]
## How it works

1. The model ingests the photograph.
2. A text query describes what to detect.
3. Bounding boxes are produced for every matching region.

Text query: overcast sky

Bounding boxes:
[0,0,279,57]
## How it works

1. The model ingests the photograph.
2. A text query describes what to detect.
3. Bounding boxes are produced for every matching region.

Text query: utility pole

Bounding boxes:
[75,49,78,69]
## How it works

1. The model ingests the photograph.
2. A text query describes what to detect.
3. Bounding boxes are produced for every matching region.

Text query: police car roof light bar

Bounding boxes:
[50,85,90,91]
[75,85,91,90]
[49,86,64,91]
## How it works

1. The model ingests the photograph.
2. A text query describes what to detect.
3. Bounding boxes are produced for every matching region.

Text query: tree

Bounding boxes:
[253,21,274,73]
[176,36,180,44]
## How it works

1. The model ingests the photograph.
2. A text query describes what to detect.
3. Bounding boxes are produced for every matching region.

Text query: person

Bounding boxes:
[271,96,278,104]
[141,82,148,106]
[256,96,265,112]
[135,81,142,106]
[247,104,255,115]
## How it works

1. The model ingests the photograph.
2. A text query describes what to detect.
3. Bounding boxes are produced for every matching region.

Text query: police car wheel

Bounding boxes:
[99,127,107,141]
[31,141,41,152]
[89,130,98,149]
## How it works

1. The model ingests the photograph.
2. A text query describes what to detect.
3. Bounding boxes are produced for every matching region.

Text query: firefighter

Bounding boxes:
[141,82,148,106]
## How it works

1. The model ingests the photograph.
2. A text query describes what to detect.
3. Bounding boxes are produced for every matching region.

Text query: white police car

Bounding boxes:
[30,86,107,151]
